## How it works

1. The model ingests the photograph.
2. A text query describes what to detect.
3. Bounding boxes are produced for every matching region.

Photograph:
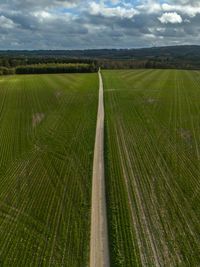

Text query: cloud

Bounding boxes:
[169,0,200,6]
[0,0,200,49]
[137,1,161,14]
[33,11,52,19]
[158,12,182,24]
[0,15,17,29]
[13,0,83,10]
[110,0,121,5]
[162,3,200,17]
[89,2,139,18]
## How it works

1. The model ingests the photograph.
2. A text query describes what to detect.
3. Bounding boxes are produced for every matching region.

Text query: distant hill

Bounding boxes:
[0,45,200,60]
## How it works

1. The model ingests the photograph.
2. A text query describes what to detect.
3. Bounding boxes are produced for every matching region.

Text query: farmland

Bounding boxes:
[103,69,200,266]
[0,69,200,267]
[0,73,98,266]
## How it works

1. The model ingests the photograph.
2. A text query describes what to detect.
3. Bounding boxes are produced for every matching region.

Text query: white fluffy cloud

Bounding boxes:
[162,3,200,17]
[158,12,182,24]
[89,2,139,18]
[33,11,52,19]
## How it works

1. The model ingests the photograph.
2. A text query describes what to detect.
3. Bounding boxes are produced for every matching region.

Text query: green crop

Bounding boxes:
[0,73,98,266]
[103,69,200,266]
[0,69,200,266]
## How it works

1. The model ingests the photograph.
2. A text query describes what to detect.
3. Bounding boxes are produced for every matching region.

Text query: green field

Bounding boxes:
[0,73,98,266]
[103,69,200,266]
[0,70,200,266]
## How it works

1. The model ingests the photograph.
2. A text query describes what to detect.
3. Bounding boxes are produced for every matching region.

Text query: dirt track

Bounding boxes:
[90,70,110,267]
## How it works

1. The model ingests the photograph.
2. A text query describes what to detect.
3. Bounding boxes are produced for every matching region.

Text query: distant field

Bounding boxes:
[0,73,98,266]
[103,69,200,266]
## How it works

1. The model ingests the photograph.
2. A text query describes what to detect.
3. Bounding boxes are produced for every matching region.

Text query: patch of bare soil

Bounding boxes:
[34,145,41,151]
[55,91,62,98]
[180,128,192,147]
[32,113,45,128]
[148,98,157,104]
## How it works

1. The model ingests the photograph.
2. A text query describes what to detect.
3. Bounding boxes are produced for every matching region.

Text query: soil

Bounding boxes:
[90,70,110,267]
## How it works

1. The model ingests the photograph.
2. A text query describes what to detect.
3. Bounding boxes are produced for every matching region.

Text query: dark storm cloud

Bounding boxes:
[0,0,200,49]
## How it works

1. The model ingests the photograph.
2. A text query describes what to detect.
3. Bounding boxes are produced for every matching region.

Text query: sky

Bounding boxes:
[0,0,200,50]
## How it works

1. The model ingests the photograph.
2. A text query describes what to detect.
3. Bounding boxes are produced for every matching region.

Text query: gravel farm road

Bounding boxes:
[90,70,110,267]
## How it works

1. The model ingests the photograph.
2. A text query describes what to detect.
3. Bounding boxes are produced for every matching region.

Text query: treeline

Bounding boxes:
[0,46,200,70]
[16,63,97,74]
[0,56,97,68]
[1,49,200,74]
[0,67,15,75]
[98,59,200,70]
[99,59,146,69]
[0,63,97,75]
